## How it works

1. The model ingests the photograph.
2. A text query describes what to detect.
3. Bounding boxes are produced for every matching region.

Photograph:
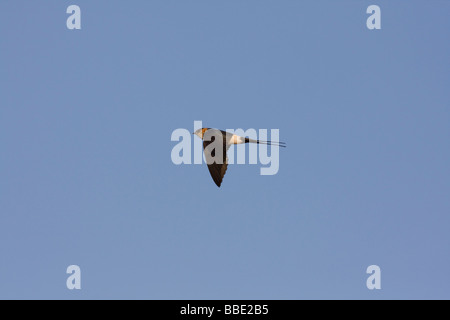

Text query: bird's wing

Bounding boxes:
[203,137,229,187]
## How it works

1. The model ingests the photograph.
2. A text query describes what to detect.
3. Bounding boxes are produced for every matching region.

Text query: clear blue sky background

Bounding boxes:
[1,1,449,299]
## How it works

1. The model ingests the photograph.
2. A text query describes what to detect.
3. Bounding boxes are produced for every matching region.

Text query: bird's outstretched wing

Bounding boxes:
[203,135,229,187]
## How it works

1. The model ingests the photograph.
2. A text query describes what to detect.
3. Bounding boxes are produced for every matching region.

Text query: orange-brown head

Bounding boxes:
[193,128,210,139]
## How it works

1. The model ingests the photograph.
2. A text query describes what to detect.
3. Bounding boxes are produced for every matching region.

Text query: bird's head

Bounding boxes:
[193,128,210,139]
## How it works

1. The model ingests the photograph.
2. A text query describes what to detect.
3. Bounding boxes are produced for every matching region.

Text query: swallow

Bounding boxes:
[193,128,286,187]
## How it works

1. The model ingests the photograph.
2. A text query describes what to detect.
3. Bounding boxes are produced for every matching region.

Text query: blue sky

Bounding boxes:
[1,1,449,299]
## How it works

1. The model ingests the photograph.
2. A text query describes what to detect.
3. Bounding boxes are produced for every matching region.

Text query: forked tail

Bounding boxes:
[245,138,286,147]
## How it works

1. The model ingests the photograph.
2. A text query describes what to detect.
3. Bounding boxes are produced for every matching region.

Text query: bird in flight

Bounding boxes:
[193,128,286,187]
